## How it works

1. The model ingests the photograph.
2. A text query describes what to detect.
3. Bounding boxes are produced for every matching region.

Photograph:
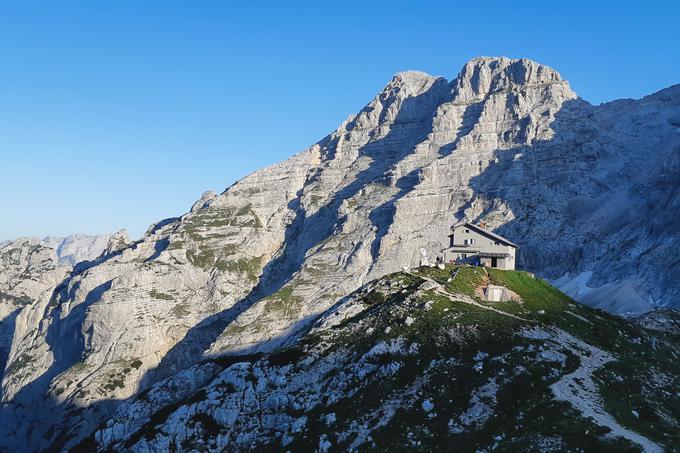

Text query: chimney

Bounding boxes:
[478,221,487,229]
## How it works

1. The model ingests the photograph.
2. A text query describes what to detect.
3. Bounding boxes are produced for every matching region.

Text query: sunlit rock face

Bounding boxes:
[1,56,679,450]
[42,233,115,266]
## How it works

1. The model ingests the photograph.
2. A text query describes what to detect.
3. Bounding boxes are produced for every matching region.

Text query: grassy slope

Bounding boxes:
[103,265,679,452]
[281,265,679,452]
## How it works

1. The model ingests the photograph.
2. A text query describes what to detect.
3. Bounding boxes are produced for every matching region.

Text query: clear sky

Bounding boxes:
[1,0,678,240]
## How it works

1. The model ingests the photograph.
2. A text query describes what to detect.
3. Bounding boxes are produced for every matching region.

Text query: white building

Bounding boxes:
[442,222,519,270]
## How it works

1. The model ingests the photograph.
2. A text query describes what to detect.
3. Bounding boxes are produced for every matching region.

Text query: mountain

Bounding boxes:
[0,233,122,392]
[42,233,119,266]
[1,57,679,451]
[0,239,67,386]
[85,266,680,452]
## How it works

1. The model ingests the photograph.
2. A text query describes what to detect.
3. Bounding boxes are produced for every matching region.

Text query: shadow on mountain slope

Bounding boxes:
[369,93,489,263]
[68,311,330,452]
[0,239,153,450]
[0,310,19,399]
[464,93,680,310]
[140,77,453,385]
[0,279,113,450]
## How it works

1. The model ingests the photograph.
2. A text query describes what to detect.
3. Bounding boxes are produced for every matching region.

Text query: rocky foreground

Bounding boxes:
[1,56,679,450]
[83,266,680,452]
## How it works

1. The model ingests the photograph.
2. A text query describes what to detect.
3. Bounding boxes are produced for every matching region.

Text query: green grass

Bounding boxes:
[363,290,387,305]
[113,265,679,452]
[167,240,185,251]
[278,267,647,452]
[71,362,89,373]
[215,256,264,282]
[5,353,34,377]
[102,359,145,392]
[149,290,174,301]
[316,266,678,450]
[181,204,263,242]
[185,248,216,269]
[0,291,32,307]
[262,285,303,316]
[170,303,191,318]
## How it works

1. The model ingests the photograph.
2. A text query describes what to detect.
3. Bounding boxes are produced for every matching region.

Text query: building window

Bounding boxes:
[494,241,500,245]
[470,238,475,245]
[465,229,470,233]
[461,254,467,259]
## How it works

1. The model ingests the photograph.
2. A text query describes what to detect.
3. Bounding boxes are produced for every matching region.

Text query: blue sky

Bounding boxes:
[1,1,678,240]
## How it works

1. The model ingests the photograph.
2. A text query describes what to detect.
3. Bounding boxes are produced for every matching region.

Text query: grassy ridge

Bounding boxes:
[108,265,679,452]
[284,265,679,451]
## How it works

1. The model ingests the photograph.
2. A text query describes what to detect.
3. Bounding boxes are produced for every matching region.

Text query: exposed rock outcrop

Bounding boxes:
[0,239,68,393]
[42,233,115,266]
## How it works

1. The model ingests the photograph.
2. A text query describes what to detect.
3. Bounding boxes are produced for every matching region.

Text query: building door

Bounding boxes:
[491,257,498,267]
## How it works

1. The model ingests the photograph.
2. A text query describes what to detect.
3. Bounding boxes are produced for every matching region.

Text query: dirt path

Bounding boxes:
[548,329,663,453]
[409,271,530,322]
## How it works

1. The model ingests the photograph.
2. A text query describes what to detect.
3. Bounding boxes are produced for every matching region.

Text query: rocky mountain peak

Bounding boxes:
[384,70,443,97]
[452,56,569,102]
[102,229,131,256]
[191,190,218,212]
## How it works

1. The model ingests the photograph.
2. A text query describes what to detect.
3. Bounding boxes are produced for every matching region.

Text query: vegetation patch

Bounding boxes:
[103,378,125,391]
[0,291,32,307]
[102,359,144,392]
[149,290,174,301]
[181,204,263,242]
[70,362,89,373]
[5,353,34,377]
[363,290,387,305]
[167,240,185,251]
[170,303,191,318]
[216,256,264,282]
[186,248,216,269]
[130,359,143,369]
[263,285,303,316]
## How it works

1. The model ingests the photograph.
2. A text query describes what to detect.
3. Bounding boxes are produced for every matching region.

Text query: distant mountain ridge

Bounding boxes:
[1,233,117,266]
[1,57,679,450]
[43,233,117,266]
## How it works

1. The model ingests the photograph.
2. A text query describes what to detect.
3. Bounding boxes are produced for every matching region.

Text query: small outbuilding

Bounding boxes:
[442,221,519,270]
[485,285,511,301]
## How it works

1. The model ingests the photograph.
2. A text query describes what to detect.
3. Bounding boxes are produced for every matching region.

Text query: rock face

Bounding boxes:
[1,56,679,450]
[0,233,112,384]
[42,233,115,266]
[0,239,69,390]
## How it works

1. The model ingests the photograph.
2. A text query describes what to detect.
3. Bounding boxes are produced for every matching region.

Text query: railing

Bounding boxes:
[448,244,482,251]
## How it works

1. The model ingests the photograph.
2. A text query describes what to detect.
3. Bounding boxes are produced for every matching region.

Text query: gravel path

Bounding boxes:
[548,329,663,453]
[409,272,530,322]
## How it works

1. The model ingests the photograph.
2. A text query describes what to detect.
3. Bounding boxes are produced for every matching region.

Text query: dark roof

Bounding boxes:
[449,222,519,248]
